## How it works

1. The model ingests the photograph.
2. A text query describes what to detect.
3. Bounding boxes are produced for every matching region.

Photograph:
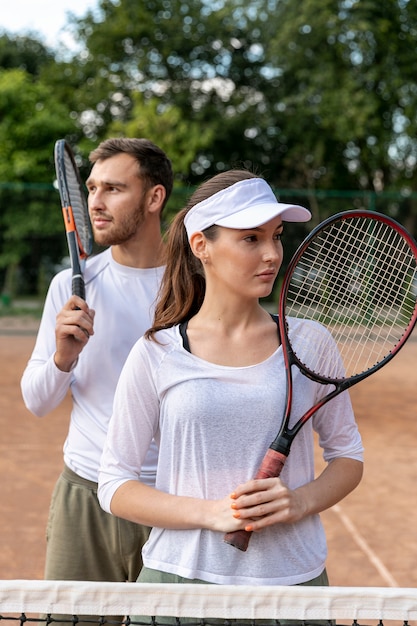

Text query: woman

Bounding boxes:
[98,170,363,592]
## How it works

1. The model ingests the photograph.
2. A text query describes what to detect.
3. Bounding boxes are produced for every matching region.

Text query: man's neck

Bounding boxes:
[111,237,165,268]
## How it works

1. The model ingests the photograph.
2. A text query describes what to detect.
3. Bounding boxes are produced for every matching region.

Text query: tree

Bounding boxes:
[0,33,54,76]
[108,91,214,206]
[0,68,77,297]
[56,0,276,182]
[260,0,417,226]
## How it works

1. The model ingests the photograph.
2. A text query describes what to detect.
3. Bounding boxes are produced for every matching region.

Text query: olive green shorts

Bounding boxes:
[45,465,150,583]
[44,465,151,624]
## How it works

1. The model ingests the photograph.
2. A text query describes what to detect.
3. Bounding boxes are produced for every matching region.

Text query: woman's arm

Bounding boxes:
[106,457,362,534]
[293,457,363,516]
[108,479,249,533]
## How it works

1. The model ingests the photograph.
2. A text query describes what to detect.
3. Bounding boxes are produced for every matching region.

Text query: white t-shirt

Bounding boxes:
[98,318,364,585]
[21,248,163,483]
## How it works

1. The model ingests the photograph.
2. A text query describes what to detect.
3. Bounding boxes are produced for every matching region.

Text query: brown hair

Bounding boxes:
[146,169,258,339]
[89,137,173,213]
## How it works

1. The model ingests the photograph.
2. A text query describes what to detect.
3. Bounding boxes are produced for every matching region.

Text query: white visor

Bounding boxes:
[184,178,311,240]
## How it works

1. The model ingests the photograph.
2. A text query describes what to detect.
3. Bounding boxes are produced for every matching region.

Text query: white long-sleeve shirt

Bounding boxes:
[98,318,364,585]
[21,248,163,483]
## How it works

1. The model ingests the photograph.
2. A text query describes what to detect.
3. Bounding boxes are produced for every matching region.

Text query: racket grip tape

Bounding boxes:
[223,448,287,552]
[72,275,86,300]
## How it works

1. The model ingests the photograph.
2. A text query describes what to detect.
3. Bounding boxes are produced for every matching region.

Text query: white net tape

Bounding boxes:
[1,581,417,621]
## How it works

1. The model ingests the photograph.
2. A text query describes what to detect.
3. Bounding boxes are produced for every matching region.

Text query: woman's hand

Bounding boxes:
[199,480,304,534]
[226,476,306,532]
[228,457,363,533]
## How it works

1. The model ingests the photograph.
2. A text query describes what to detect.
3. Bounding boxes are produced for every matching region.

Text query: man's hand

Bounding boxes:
[54,296,95,372]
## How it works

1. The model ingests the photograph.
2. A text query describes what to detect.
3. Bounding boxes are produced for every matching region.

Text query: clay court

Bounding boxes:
[1,315,417,588]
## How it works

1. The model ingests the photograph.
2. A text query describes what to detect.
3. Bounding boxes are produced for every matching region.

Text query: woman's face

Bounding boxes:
[203,216,284,300]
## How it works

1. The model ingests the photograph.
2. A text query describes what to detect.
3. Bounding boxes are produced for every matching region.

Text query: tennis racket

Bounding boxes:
[224,209,417,551]
[54,139,93,299]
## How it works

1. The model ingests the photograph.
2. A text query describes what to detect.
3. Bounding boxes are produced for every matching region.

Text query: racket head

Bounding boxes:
[54,139,93,260]
[279,210,417,383]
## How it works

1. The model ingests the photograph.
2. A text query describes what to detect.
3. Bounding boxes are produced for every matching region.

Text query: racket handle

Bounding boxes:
[72,274,85,300]
[223,448,287,552]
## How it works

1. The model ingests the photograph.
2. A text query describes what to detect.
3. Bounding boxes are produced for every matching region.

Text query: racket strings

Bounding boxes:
[285,216,417,379]
[329,222,413,363]
[63,150,92,257]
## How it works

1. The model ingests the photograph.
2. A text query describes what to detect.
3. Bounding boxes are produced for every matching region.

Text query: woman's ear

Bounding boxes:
[189,232,208,262]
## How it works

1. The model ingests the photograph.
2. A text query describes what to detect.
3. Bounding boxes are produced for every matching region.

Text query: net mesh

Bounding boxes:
[285,215,417,379]
[0,581,416,626]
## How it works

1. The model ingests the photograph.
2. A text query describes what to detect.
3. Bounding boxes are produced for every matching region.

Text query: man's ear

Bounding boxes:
[146,184,166,215]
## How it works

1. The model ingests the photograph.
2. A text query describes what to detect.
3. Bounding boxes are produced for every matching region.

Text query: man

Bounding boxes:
[21,138,173,589]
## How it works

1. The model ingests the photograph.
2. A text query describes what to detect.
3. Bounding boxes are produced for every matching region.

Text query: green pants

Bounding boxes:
[44,465,151,624]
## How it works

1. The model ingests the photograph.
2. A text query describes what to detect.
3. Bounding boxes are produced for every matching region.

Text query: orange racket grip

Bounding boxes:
[223,448,287,552]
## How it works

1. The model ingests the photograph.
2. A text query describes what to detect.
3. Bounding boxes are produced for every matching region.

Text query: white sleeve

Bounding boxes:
[98,338,159,513]
[20,272,73,417]
[314,386,364,463]
[309,325,364,463]
[289,318,364,464]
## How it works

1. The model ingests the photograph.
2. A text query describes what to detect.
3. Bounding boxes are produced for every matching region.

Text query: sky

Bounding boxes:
[0,0,99,50]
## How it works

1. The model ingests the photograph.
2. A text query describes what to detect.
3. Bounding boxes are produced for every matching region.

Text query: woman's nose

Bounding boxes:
[263,241,280,262]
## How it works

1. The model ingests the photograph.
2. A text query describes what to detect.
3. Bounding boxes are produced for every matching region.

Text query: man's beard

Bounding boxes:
[92,203,146,247]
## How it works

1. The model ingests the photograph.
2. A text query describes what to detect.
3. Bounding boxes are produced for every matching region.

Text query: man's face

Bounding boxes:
[86,153,147,247]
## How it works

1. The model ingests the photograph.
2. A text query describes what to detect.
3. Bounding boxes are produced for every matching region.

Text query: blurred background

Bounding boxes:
[1,0,416,309]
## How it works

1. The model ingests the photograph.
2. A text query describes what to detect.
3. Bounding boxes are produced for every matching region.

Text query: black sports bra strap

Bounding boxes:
[270,313,281,343]
[179,320,191,353]
[179,315,280,354]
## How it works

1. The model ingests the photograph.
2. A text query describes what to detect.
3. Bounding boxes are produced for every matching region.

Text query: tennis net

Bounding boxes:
[1,580,417,626]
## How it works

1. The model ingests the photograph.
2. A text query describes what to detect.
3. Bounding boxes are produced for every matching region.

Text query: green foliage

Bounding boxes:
[0,33,54,75]
[58,0,274,180]
[0,65,76,296]
[0,69,75,181]
[108,91,214,180]
[262,0,417,195]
